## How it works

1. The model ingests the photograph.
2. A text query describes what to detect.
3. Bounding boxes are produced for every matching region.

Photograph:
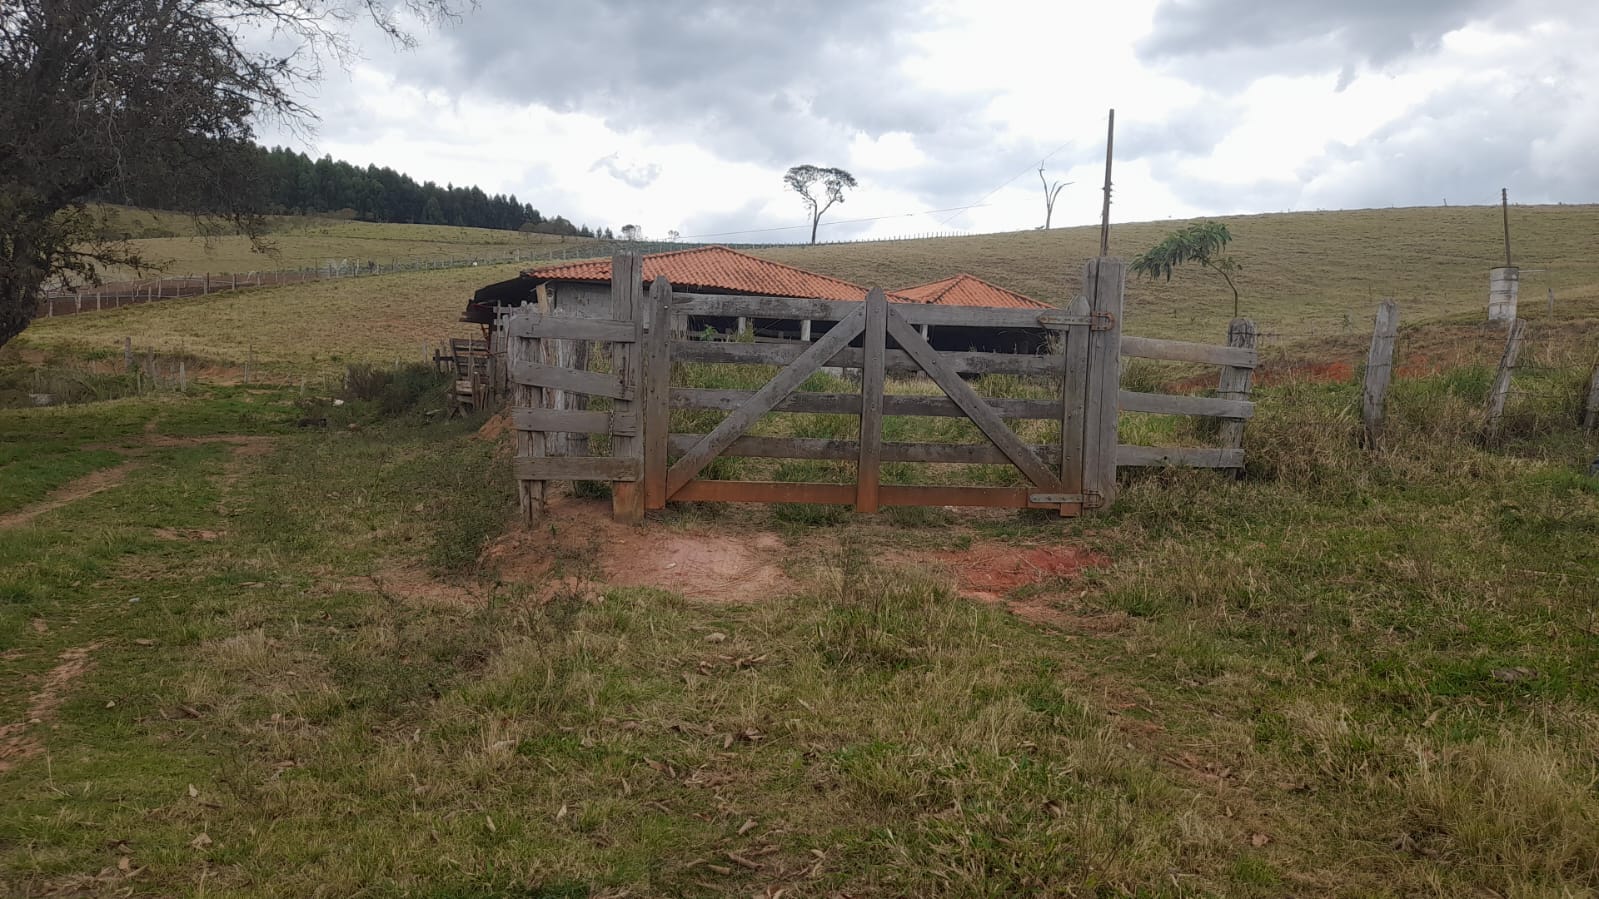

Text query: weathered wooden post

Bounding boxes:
[513,307,545,523]
[610,252,647,523]
[1059,293,1092,516]
[1216,317,1258,470]
[1580,362,1599,432]
[1362,300,1399,449]
[1083,257,1125,510]
[1483,318,1526,442]
[856,288,888,513]
[642,277,674,510]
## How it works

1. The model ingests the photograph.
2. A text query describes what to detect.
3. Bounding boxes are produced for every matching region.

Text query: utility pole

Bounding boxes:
[1099,109,1115,257]
[1501,187,1512,267]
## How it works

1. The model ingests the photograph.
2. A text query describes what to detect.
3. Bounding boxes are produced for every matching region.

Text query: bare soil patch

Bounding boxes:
[933,542,1109,602]
[483,496,799,604]
[0,642,102,773]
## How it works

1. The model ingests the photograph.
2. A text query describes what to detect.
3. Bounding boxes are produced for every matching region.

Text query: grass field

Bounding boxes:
[1,348,1596,895]
[97,206,592,279]
[22,204,1599,378]
[757,204,1599,345]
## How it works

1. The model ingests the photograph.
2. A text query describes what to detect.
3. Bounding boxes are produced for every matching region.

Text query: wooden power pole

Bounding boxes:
[1501,187,1513,267]
[1099,109,1115,257]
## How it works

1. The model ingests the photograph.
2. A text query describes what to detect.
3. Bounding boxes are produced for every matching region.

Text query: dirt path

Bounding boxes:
[0,462,139,531]
[2,430,277,533]
[0,642,102,773]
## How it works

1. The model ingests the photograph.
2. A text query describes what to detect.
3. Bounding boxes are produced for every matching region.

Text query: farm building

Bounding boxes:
[463,245,1053,354]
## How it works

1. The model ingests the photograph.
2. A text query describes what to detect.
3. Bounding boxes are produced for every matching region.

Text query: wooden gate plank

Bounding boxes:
[1059,293,1091,513]
[643,277,674,509]
[669,388,1058,420]
[664,303,868,498]
[1081,258,1125,508]
[857,288,887,512]
[884,307,1066,493]
[511,360,631,400]
[610,253,646,522]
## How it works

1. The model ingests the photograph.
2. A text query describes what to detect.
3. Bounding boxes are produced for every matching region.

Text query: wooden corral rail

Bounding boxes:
[507,252,1257,523]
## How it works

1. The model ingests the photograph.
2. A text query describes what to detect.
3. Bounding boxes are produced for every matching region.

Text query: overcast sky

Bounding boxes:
[258,0,1598,243]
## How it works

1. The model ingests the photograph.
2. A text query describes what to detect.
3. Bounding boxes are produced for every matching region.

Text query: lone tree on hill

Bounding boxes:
[0,0,463,349]
[783,165,857,244]
[1129,221,1244,318]
[620,224,642,241]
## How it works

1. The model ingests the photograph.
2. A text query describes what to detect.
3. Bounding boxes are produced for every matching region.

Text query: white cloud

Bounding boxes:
[254,0,1598,242]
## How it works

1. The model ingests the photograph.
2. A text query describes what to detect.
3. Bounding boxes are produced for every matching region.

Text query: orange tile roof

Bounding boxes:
[892,274,1052,309]
[524,245,872,302]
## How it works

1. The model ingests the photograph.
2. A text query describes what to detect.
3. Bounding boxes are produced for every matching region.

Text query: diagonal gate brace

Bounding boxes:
[885,306,1066,494]
[665,303,869,497]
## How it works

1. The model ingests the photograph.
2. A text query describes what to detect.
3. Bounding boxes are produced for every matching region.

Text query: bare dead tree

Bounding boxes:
[0,0,466,348]
[1038,165,1070,230]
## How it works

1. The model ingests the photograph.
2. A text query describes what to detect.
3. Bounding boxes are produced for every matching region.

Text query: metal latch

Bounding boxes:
[1082,490,1105,509]
[1029,493,1085,505]
[1089,311,1117,331]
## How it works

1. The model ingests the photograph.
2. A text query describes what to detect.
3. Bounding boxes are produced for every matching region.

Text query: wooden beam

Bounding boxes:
[666,433,1058,466]
[885,305,1066,493]
[1121,335,1257,369]
[672,340,1062,377]
[672,480,854,505]
[516,456,641,482]
[513,408,637,435]
[1362,300,1399,449]
[665,303,868,497]
[1082,258,1125,508]
[857,288,887,512]
[610,252,646,522]
[1117,445,1244,468]
[642,276,674,509]
[1060,294,1091,515]
[1119,389,1253,419]
[511,360,631,400]
[670,291,1078,330]
[669,388,1058,420]
[507,314,637,343]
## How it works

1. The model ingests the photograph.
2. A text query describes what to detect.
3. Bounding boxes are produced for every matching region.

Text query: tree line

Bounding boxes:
[102,144,613,239]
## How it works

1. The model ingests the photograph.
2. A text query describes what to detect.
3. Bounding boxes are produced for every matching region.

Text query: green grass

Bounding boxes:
[2,332,1597,895]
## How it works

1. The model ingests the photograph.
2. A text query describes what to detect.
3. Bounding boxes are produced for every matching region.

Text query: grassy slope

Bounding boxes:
[755,204,1599,343]
[0,377,1595,896]
[24,204,1599,373]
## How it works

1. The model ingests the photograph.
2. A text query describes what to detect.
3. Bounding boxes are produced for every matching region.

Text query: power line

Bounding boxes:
[675,203,990,241]
[936,114,1109,228]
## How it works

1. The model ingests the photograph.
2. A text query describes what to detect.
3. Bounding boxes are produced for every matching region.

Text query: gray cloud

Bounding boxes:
[589,152,661,188]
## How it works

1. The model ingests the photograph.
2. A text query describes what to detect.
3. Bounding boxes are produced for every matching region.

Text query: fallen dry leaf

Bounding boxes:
[704,632,728,643]
[187,784,199,798]
[738,818,758,835]
[1250,833,1271,847]
[189,833,213,850]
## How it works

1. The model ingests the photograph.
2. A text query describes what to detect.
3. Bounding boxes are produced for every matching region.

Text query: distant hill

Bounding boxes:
[753,204,1599,344]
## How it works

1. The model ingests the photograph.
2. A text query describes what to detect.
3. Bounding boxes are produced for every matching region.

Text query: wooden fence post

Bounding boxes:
[856,287,888,513]
[610,252,646,523]
[534,285,569,457]
[1362,300,1399,450]
[1216,318,1258,471]
[1483,318,1526,443]
[642,277,674,509]
[1579,362,1599,431]
[1083,257,1125,510]
[1059,293,1092,516]
[514,310,546,523]
[123,337,133,372]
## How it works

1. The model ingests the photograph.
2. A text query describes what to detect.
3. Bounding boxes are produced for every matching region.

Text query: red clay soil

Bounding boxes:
[0,642,102,773]
[481,496,799,604]
[935,544,1109,601]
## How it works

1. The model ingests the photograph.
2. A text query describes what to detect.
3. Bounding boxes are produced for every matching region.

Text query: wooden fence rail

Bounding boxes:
[507,252,1257,523]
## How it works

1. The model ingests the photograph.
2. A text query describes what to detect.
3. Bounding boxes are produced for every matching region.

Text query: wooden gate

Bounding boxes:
[507,253,1256,524]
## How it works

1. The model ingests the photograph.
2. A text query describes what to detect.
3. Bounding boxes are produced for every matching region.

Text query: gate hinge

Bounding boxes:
[1090,311,1117,331]
[1082,490,1106,509]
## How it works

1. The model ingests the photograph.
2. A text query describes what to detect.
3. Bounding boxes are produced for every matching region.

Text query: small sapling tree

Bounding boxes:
[1129,221,1244,317]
